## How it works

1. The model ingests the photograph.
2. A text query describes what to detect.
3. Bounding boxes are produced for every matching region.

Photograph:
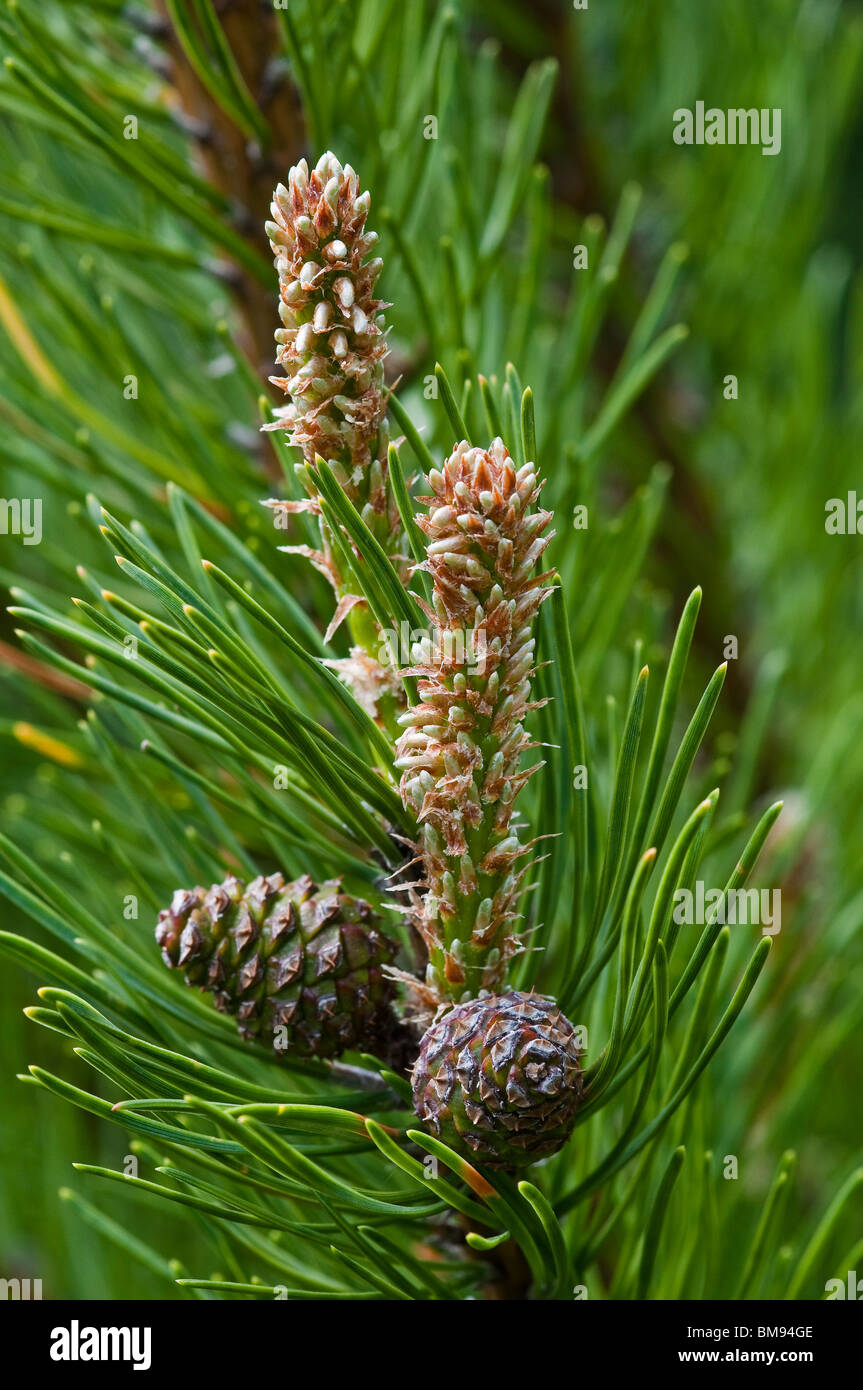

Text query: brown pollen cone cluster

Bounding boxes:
[395,438,554,1004]
[264,153,395,528]
[263,153,404,715]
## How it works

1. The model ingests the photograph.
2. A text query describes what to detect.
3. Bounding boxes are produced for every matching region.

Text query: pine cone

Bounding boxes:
[156,872,401,1060]
[412,991,583,1169]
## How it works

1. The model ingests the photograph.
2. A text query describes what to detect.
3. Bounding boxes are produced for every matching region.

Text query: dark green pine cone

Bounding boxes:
[156,872,400,1060]
[412,990,584,1169]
